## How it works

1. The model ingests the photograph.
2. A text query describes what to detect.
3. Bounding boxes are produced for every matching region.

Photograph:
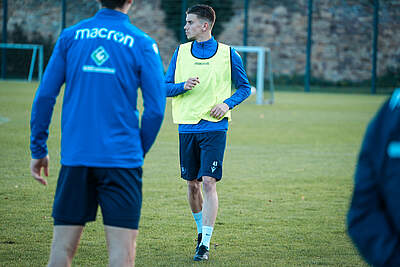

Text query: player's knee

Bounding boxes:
[202,178,216,193]
[188,180,201,194]
[49,242,76,265]
[109,248,134,266]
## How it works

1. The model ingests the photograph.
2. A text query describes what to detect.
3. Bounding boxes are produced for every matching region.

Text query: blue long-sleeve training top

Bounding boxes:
[30,8,166,168]
[165,36,251,133]
[347,90,400,267]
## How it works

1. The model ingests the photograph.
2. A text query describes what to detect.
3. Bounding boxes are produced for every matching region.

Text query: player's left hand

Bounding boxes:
[210,103,230,120]
[30,155,50,186]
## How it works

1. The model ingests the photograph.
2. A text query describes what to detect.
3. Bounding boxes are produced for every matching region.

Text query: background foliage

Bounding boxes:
[160,0,234,42]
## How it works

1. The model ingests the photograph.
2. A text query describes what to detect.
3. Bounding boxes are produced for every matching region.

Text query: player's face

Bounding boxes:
[184,14,207,41]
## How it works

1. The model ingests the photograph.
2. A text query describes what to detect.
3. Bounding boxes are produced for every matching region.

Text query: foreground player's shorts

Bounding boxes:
[179,131,226,181]
[52,166,142,229]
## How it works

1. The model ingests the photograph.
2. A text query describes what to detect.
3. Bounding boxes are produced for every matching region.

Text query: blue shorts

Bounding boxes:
[52,166,142,229]
[179,131,226,181]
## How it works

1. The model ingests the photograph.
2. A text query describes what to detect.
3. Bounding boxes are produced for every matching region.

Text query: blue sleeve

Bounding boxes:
[139,40,166,155]
[223,48,251,109]
[30,33,66,159]
[347,100,400,267]
[165,47,186,97]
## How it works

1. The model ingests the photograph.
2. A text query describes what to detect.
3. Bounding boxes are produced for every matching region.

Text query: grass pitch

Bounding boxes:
[0,81,385,266]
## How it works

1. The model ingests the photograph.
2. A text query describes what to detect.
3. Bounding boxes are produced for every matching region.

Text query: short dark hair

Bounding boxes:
[100,0,126,9]
[186,4,216,26]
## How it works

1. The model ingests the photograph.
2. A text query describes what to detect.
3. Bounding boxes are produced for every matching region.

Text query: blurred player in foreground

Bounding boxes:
[29,0,165,266]
[348,89,400,267]
[165,4,251,261]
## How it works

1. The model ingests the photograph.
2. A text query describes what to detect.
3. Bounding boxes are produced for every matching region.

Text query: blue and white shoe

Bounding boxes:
[193,245,209,261]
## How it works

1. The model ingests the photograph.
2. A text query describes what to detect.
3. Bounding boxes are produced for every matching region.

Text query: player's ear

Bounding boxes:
[202,22,209,32]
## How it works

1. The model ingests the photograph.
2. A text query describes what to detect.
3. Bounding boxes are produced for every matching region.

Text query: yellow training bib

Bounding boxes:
[172,41,232,124]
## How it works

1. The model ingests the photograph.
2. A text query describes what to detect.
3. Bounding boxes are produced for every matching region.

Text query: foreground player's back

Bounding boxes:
[31,8,165,168]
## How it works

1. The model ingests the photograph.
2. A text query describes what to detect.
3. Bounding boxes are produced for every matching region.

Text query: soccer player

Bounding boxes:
[165,4,251,261]
[347,89,400,267]
[29,0,165,266]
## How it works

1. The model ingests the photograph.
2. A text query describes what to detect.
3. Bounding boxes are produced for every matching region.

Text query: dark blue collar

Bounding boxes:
[191,36,218,59]
[193,36,217,49]
[95,8,129,21]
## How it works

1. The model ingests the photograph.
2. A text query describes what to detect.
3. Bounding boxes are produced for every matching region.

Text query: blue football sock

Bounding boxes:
[200,226,213,249]
[192,211,203,234]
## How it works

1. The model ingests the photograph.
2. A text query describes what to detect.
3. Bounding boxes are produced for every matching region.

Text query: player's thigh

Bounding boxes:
[179,133,201,180]
[96,167,143,230]
[104,225,138,250]
[104,225,138,264]
[52,225,84,244]
[198,131,227,180]
[52,166,98,225]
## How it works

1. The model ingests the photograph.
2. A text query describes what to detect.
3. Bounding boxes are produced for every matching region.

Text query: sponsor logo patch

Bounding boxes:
[83,46,115,74]
[91,46,109,66]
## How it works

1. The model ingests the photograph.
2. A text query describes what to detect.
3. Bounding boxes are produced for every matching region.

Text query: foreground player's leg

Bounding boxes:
[187,179,203,250]
[48,225,84,267]
[105,225,138,267]
[194,176,218,261]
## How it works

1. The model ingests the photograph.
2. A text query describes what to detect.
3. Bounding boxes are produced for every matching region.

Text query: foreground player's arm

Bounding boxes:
[223,48,251,109]
[347,101,400,266]
[139,40,166,156]
[30,33,66,185]
[165,47,188,97]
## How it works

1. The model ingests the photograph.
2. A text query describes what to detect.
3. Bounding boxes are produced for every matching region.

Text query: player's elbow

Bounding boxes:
[146,109,165,124]
[33,94,57,106]
[346,202,365,240]
[346,212,358,243]
[244,86,251,98]
[153,112,164,124]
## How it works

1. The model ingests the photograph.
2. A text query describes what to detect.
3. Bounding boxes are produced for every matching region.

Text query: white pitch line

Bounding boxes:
[0,116,10,125]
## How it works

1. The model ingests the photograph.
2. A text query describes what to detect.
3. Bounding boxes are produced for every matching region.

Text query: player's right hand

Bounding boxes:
[30,155,50,186]
[184,77,200,90]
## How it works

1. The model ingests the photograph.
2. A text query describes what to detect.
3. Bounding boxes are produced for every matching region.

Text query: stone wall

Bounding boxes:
[220,0,400,82]
[1,0,399,83]
[1,0,178,70]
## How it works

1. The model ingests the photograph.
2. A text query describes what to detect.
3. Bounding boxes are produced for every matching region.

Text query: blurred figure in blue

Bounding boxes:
[347,89,400,266]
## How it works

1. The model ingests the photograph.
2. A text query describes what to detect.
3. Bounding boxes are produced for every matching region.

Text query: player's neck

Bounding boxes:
[195,33,212,43]
[114,3,132,14]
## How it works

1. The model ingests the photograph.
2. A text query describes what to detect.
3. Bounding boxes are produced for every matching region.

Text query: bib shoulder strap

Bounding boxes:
[178,42,193,53]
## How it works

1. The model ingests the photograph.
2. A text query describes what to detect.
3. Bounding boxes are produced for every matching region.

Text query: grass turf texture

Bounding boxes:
[0,81,385,266]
